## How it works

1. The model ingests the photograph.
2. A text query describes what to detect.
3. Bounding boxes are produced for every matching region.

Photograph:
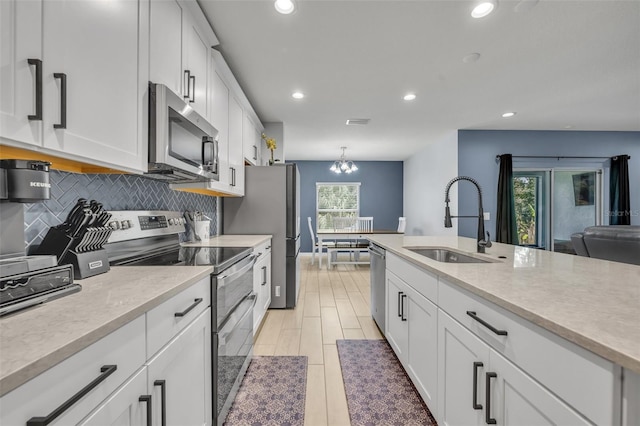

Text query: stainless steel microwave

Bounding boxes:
[146,83,219,182]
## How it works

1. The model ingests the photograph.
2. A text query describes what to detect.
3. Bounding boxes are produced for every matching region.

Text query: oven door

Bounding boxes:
[213,254,256,327]
[214,292,255,425]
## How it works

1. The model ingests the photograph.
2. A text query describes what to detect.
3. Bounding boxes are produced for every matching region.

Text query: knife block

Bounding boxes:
[34,227,75,262]
[62,249,110,279]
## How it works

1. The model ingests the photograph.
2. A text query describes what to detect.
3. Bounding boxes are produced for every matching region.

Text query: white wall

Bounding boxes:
[403,131,459,236]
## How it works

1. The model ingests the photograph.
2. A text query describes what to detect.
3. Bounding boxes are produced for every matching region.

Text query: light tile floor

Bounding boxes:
[254,255,383,426]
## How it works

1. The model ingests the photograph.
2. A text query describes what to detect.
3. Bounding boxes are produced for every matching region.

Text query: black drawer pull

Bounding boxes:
[53,73,66,129]
[466,311,508,336]
[400,294,407,321]
[174,298,203,317]
[473,362,483,409]
[397,291,403,317]
[154,380,166,426]
[27,59,42,121]
[139,395,152,426]
[485,372,497,424]
[27,365,117,426]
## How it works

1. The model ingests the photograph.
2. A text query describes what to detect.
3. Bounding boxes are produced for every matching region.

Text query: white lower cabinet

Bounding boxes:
[146,308,212,426]
[437,310,589,426]
[385,270,438,414]
[79,368,148,426]
[253,240,272,334]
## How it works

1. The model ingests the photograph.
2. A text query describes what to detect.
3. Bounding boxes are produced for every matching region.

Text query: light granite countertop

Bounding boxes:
[368,235,640,374]
[0,234,271,397]
[0,266,213,397]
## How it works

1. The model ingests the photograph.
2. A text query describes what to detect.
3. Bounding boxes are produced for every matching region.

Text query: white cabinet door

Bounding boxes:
[79,368,148,426]
[406,286,438,415]
[228,94,245,194]
[385,271,408,363]
[488,350,590,426]
[182,9,208,117]
[253,248,271,334]
[243,113,261,165]
[146,308,212,426]
[149,0,183,96]
[0,0,43,147]
[437,310,489,426]
[40,0,147,173]
[210,63,230,188]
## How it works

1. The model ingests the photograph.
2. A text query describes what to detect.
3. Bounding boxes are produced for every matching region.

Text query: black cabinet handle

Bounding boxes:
[27,59,42,121]
[27,365,117,426]
[401,294,407,321]
[229,167,235,186]
[154,380,166,426]
[183,70,191,100]
[189,75,196,103]
[473,362,483,410]
[174,298,203,317]
[53,73,66,129]
[139,395,152,426]
[397,291,403,317]
[253,145,257,161]
[467,311,508,336]
[485,372,497,424]
[261,266,267,285]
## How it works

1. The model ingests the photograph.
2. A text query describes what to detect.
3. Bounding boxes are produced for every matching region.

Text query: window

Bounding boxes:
[316,182,360,231]
[513,172,546,247]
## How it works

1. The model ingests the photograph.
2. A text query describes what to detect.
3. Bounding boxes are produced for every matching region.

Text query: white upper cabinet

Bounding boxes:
[243,113,263,166]
[0,0,148,173]
[149,0,216,118]
[228,94,245,195]
[210,60,230,188]
[0,0,43,147]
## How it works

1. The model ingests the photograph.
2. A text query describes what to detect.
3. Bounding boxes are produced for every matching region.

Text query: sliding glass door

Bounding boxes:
[513,168,602,254]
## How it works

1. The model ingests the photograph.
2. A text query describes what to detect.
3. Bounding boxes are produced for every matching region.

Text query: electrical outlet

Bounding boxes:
[275,286,280,297]
[483,212,490,221]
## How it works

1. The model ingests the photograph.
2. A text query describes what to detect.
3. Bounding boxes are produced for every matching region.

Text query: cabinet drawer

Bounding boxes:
[0,316,145,425]
[387,252,437,303]
[438,279,619,425]
[146,276,210,358]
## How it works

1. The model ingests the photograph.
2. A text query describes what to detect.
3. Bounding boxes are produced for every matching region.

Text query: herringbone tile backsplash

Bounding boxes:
[24,170,216,252]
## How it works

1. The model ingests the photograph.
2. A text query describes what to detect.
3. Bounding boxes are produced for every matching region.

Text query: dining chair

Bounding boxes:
[307,217,335,266]
[356,217,373,232]
[397,217,406,233]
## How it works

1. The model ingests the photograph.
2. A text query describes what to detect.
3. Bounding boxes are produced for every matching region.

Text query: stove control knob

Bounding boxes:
[109,221,120,230]
[120,220,130,230]
[169,218,176,225]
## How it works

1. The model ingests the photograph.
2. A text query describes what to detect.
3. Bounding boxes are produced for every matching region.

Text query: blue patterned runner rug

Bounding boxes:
[337,339,437,425]
[224,356,308,426]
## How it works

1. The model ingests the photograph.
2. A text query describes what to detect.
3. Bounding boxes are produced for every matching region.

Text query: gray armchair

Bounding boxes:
[571,226,640,265]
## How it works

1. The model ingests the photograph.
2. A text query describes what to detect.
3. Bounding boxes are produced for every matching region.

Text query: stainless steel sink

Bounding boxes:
[406,248,491,264]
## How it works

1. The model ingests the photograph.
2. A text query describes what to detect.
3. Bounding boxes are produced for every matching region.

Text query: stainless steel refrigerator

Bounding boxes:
[223,164,300,308]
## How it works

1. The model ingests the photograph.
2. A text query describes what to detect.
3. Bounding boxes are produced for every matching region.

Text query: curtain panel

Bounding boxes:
[496,154,518,244]
[609,155,631,225]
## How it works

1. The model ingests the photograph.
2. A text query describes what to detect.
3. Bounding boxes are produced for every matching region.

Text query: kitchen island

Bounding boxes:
[368,234,640,425]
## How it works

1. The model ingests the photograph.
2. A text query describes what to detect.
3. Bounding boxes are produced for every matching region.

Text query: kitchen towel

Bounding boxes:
[336,339,437,426]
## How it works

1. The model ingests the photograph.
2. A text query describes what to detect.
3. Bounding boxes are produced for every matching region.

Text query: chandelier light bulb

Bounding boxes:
[329,147,358,174]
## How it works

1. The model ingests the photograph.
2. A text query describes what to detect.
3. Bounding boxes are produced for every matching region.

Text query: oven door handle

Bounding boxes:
[218,293,257,346]
[216,255,256,287]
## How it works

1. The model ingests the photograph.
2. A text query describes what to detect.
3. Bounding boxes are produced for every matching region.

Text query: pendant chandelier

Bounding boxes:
[330,147,358,174]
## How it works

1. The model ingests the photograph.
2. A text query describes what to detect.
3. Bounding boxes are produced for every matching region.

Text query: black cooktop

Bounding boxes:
[112,246,252,274]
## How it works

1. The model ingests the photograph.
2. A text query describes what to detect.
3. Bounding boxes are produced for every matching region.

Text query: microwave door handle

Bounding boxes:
[202,137,213,171]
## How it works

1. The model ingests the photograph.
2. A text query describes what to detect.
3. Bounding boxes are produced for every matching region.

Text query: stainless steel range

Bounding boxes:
[105,210,255,426]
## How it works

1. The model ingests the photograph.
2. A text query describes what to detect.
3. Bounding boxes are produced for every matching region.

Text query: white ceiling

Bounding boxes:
[198,0,640,161]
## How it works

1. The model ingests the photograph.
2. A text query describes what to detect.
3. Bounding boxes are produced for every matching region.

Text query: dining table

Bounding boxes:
[315,229,401,268]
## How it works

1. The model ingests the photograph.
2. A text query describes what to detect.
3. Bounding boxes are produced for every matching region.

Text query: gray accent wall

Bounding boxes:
[457,130,640,239]
[291,160,403,253]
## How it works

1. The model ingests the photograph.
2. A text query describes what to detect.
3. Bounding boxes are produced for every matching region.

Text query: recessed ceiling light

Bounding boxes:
[292,91,304,99]
[471,0,496,18]
[502,112,516,118]
[274,0,295,14]
[403,93,416,101]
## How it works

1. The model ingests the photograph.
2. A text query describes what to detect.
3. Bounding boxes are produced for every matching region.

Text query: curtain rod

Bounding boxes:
[496,155,631,160]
